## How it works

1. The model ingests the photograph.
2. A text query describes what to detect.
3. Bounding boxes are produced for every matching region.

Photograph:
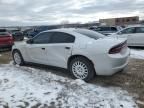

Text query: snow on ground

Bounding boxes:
[0,64,138,108]
[130,48,144,60]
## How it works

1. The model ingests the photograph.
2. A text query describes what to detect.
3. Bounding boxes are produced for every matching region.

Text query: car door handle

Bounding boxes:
[41,48,45,50]
[65,47,71,50]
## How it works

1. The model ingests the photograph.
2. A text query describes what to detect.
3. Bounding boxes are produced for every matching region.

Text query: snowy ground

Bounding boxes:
[130,48,144,60]
[0,63,138,108]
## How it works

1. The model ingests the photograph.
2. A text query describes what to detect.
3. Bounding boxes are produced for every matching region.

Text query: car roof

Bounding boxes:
[42,28,92,34]
[42,28,105,36]
[44,28,76,32]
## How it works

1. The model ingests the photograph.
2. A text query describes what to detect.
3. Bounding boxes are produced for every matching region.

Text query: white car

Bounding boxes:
[12,28,130,81]
[110,25,144,46]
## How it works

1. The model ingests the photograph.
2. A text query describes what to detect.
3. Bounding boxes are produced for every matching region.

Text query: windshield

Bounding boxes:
[74,29,105,40]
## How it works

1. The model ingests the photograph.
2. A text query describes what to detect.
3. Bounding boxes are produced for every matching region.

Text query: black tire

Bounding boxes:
[12,50,24,66]
[69,57,95,82]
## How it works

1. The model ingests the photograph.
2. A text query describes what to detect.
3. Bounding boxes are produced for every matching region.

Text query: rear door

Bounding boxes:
[135,27,144,46]
[45,32,75,68]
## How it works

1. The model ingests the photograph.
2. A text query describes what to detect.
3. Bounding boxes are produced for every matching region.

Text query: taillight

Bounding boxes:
[8,34,13,40]
[109,41,127,54]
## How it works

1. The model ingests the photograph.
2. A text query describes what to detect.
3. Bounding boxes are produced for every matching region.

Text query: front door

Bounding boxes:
[26,32,53,64]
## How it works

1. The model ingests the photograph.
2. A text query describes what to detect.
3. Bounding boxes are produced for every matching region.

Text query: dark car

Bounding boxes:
[27,26,58,38]
[23,29,33,37]
[89,26,122,36]
[9,30,24,41]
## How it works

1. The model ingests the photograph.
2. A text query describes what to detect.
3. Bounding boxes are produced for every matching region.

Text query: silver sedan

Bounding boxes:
[12,28,130,81]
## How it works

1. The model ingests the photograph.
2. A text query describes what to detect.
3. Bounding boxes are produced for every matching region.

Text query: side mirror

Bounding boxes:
[26,39,33,44]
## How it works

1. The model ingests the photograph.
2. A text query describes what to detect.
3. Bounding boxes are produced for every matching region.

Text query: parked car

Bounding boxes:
[22,29,33,37]
[10,30,24,41]
[110,25,144,46]
[89,26,122,36]
[0,29,14,48]
[12,28,129,81]
[27,26,58,38]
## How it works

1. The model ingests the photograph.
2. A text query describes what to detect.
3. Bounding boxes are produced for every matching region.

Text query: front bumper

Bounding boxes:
[0,44,13,48]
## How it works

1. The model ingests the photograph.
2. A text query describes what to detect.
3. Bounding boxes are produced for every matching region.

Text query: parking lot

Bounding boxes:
[0,48,144,108]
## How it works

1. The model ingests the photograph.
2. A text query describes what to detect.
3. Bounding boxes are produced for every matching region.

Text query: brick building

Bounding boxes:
[99,16,139,26]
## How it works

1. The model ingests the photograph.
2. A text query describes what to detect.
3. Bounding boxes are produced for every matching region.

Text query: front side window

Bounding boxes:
[33,32,53,44]
[136,27,144,33]
[50,32,75,43]
[121,27,135,34]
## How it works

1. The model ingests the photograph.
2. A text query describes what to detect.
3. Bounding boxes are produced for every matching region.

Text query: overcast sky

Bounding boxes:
[0,0,144,26]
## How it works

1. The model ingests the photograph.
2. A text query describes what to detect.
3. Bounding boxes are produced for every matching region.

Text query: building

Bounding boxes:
[99,16,139,26]
[59,21,100,28]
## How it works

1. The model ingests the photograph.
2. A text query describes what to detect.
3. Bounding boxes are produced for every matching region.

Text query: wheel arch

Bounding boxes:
[12,49,21,55]
[67,55,94,69]
[12,48,25,65]
[12,48,24,61]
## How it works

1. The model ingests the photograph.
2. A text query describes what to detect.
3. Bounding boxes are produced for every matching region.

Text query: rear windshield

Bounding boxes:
[74,29,105,40]
[0,32,9,36]
[0,29,7,32]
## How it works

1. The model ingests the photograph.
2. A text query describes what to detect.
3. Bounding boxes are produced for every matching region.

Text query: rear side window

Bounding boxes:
[136,27,144,33]
[50,32,75,43]
[0,32,9,36]
[33,32,53,44]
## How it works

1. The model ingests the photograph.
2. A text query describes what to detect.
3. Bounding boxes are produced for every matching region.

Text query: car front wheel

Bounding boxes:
[12,50,24,65]
[69,57,95,82]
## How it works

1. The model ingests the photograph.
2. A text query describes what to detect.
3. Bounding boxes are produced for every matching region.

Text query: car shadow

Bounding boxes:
[23,62,127,88]
[129,46,144,50]
[24,63,72,79]
[23,62,126,86]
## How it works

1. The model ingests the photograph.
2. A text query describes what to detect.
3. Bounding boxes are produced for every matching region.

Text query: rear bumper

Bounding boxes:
[92,49,130,75]
[108,57,129,75]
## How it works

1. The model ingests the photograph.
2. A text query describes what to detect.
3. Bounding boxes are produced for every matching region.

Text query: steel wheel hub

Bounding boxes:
[14,52,21,65]
[72,61,88,79]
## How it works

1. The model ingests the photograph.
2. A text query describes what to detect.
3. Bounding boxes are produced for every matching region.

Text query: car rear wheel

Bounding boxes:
[12,50,24,65]
[69,57,95,82]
